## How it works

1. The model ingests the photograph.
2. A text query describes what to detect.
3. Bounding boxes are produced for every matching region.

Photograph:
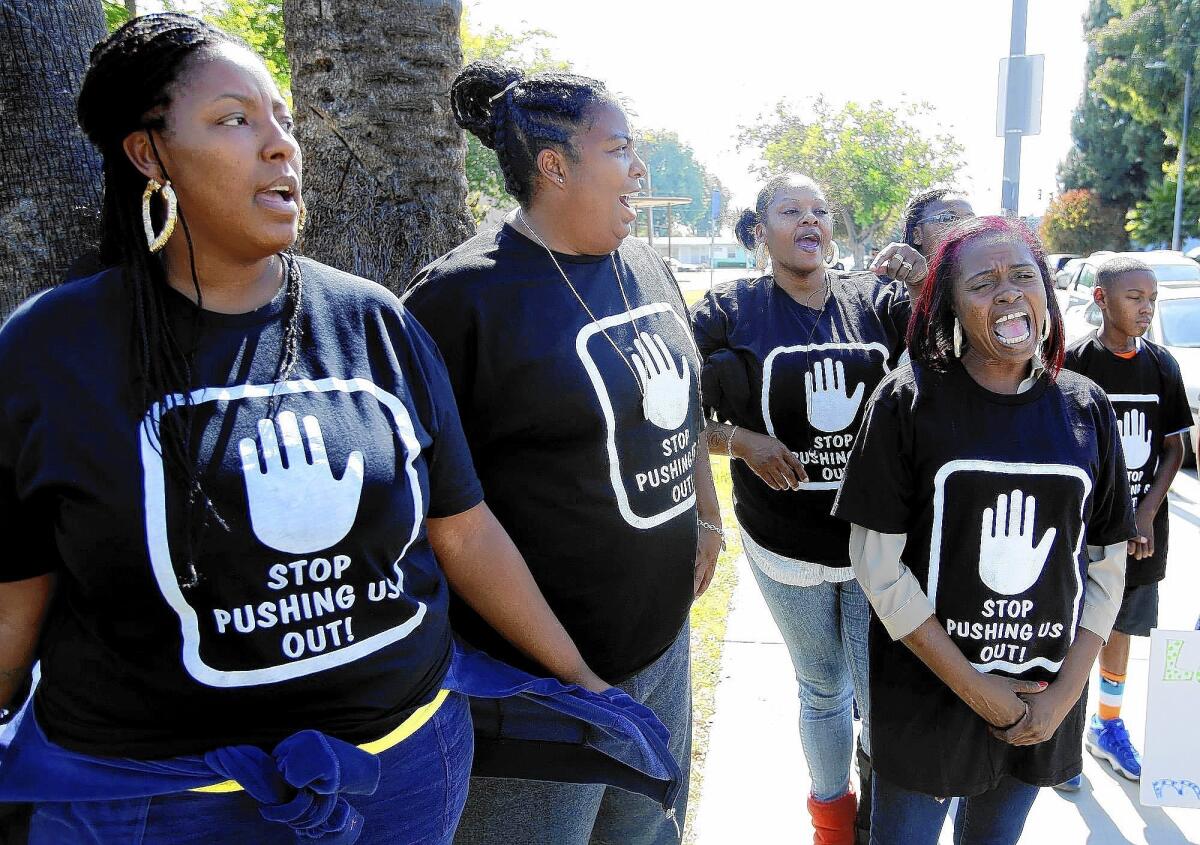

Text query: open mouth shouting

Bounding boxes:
[256,174,299,215]
[993,310,1032,346]
[795,230,822,254]
[618,192,638,223]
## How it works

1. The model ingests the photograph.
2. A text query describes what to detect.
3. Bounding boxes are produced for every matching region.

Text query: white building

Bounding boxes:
[633,233,753,269]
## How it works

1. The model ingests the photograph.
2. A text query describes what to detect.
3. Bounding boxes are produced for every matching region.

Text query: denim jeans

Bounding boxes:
[746,546,871,801]
[870,773,1039,845]
[453,623,691,845]
[27,690,474,845]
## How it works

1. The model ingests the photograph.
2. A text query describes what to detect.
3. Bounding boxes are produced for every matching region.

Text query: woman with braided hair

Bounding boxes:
[0,14,617,844]
[689,173,929,845]
[405,60,723,844]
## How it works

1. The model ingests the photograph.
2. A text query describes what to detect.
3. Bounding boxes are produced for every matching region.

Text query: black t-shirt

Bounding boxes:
[1064,333,1192,585]
[690,272,909,563]
[0,258,484,757]
[404,225,701,683]
[832,362,1135,795]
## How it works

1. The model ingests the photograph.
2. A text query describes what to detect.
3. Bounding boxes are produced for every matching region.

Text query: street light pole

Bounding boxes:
[1001,0,1029,216]
[1173,66,1192,252]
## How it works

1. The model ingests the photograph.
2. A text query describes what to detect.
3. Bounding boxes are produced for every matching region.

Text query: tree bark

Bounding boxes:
[0,0,105,318]
[124,0,136,15]
[283,0,473,294]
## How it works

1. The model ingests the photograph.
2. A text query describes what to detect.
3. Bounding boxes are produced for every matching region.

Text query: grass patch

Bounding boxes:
[683,456,740,843]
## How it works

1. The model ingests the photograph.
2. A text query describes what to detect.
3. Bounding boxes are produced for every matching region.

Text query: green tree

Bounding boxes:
[458,8,568,221]
[1089,0,1199,150]
[1127,162,1200,245]
[1057,0,1166,230]
[205,0,289,92]
[638,130,725,236]
[739,97,963,267]
[101,0,131,30]
[1039,189,1127,255]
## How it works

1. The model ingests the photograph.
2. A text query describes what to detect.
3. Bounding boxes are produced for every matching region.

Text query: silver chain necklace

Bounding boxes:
[517,209,645,397]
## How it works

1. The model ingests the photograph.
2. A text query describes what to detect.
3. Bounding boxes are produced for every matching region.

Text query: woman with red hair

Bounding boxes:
[833,217,1134,843]
[690,173,927,844]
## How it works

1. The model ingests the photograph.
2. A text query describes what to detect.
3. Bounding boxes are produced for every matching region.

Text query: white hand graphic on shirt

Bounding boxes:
[978,489,1057,596]
[631,331,691,430]
[804,358,866,433]
[1117,409,1152,470]
[238,411,365,554]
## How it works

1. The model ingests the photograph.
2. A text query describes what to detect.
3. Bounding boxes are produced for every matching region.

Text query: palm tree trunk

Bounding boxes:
[0,0,105,318]
[283,0,473,294]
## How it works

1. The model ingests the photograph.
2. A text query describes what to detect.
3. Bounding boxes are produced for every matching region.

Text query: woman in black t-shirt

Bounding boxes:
[833,217,1133,844]
[689,172,926,842]
[0,16,607,845]
[404,61,722,844]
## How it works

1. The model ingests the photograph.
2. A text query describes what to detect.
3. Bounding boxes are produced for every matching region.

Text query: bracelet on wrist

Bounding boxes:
[698,518,726,551]
[727,425,739,459]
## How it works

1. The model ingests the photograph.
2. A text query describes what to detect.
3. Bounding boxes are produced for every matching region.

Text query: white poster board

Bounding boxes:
[1141,629,1200,808]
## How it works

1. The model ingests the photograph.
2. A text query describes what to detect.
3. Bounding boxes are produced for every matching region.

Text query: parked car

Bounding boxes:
[1046,253,1080,275]
[1059,251,1200,340]
[1055,257,1086,290]
[1071,281,1200,466]
[663,256,702,273]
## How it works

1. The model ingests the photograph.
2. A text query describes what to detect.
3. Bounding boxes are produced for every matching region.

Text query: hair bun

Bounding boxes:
[733,209,758,251]
[450,60,525,149]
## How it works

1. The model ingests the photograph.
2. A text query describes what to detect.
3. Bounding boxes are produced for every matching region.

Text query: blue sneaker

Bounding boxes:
[1085,715,1141,781]
[1053,774,1082,792]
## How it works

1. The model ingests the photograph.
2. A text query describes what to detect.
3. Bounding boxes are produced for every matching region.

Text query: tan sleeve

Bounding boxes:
[848,524,935,641]
[1079,541,1128,642]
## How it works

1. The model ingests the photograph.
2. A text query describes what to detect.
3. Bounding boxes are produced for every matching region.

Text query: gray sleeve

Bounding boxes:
[1079,541,1128,642]
[848,524,935,640]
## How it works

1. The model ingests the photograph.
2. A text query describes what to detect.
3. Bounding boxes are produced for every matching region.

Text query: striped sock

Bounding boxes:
[1098,668,1126,721]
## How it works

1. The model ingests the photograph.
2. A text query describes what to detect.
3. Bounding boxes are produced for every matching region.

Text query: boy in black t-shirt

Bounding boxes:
[1060,256,1193,788]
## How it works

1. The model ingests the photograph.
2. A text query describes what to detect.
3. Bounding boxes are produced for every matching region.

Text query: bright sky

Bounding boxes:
[470,0,1091,220]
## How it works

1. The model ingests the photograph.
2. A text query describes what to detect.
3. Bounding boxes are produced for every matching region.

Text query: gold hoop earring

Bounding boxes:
[824,245,836,265]
[142,178,177,253]
[953,317,964,358]
[1041,311,1051,343]
[297,201,307,235]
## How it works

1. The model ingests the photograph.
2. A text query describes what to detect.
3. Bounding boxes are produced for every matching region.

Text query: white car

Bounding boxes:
[1058,251,1200,342]
[1071,283,1200,463]
[663,256,702,273]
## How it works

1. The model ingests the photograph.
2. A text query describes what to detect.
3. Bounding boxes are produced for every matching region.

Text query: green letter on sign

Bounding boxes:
[1163,639,1196,682]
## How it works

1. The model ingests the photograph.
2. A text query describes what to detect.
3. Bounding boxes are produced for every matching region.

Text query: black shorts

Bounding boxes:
[1113,582,1159,637]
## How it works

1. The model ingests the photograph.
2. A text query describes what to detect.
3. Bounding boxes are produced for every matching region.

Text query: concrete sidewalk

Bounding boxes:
[692,474,1200,844]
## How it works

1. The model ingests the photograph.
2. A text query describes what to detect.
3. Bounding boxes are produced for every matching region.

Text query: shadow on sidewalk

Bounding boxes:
[1051,772,1191,845]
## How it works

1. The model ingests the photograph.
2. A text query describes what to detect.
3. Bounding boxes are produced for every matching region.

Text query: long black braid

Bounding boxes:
[450,60,615,206]
[77,13,304,588]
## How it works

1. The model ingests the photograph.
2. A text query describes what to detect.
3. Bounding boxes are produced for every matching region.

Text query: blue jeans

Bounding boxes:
[870,774,1039,845]
[453,623,691,845]
[28,691,474,845]
[747,554,871,801]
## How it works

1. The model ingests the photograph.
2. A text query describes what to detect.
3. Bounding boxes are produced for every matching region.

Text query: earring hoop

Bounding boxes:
[824,244,836,265]
[297,201,307,235]
[952,317,964,358]
[1040,311,1051,343]
[142,178,177,253]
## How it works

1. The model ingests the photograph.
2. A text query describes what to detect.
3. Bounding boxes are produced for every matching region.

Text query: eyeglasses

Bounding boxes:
[917,211,970,226]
